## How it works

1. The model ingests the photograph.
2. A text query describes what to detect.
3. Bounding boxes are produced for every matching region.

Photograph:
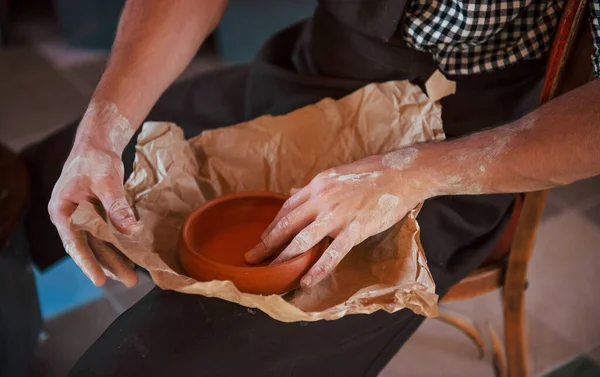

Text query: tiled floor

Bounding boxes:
[544,356,600,377]
[2,18,599,377]
[31,299,120,377]
[381,184,600,377]
[590,346,600,365]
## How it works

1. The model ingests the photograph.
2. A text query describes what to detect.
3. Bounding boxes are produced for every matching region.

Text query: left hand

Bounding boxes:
[244,151,427,288]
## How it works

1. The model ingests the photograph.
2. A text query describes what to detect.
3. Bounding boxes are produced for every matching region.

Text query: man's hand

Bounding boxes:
[245,79,600,290]
[46,0,228,286]
[245,153,425,288]
[48,103,139,287]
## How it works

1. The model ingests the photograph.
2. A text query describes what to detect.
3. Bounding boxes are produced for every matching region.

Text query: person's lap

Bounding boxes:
[68,286,424,377]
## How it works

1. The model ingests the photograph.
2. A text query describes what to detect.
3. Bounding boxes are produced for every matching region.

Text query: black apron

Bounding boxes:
[21,1,547,376]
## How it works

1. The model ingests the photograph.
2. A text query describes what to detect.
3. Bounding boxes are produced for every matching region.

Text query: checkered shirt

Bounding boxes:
[404,0,600,78]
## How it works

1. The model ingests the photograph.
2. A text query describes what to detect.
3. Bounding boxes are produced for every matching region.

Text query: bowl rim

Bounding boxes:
[180,191,324,273]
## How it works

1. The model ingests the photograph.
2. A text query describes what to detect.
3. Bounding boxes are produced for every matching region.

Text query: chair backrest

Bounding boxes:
[481,0,593,265]
[503,0,592,375]
[507,0,591,286]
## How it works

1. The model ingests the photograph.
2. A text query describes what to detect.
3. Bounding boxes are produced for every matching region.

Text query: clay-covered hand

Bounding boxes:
[48,102,138,287]
[245,148,427,288]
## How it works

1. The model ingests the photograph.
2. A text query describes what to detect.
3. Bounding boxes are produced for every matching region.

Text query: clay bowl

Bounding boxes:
[178,192,327,295]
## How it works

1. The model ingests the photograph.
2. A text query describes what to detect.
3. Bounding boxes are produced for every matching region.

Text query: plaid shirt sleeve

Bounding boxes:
[591,0,600,77]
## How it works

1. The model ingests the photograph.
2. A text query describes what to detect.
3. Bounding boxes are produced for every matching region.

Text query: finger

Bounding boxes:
[88,236,138,288]
[260,188,310,239]
[270,214,337,265]
[93,184,139,235]
[54,219,107,287]
[245,203,316,264]
[289,187,302,195]
[102,266,119,282]
[300,231,355,288]
[50,198,107,286]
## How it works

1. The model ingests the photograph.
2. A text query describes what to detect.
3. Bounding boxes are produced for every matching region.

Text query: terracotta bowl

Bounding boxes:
[178,192,327,295]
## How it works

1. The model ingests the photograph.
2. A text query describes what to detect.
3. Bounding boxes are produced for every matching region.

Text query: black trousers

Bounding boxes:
[21,13,546,377]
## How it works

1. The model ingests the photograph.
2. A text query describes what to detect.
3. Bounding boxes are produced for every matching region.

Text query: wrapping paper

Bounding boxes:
[71,75,452,322]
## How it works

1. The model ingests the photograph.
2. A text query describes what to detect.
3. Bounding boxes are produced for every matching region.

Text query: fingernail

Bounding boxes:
[91,272,106,287]
[102,267,119,281]
[121,212,138,227]
[123,277,138,288]
[118,213,140,235]
[244,246,261,263]
[301,276,312,288]
[110,198,137,228]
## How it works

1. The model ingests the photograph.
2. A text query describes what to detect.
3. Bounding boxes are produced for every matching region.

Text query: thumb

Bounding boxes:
[95,185,139,234]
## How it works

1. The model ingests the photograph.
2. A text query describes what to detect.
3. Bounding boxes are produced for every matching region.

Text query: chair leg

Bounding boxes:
[503,190,549,376]
[489,323,508,377]
[503,282,530,377]
[437,309,485,359]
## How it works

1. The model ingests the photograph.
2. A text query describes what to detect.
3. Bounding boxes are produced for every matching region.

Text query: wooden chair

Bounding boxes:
[437,1,594,376]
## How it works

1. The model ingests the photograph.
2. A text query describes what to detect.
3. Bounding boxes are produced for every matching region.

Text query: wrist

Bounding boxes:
[383,146,442,201]
[91,63,162,127]
[384,142,480,200]
[415,141,488,197]
[73,101,135,156]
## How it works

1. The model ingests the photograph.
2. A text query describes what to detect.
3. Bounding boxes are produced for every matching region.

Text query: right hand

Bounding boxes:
[48,142,139,287]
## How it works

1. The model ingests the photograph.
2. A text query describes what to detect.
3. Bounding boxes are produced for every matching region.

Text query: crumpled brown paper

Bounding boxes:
[71,75,451,322]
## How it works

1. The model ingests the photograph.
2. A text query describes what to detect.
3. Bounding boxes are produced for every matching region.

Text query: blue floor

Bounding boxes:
[33,256,104,318]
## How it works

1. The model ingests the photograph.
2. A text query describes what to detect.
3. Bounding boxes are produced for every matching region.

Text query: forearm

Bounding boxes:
[74,0,227,154]
[406,80,600,197]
